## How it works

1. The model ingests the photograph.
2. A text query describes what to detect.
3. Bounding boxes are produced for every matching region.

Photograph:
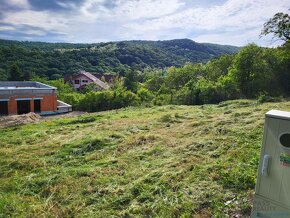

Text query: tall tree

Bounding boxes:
[123,69,138,92]
[228,44,273,97]
[8,63,23,81]
[261,11,290,42]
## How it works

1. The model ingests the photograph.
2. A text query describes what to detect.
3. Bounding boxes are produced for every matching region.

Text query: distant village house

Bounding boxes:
[65,71,118,91]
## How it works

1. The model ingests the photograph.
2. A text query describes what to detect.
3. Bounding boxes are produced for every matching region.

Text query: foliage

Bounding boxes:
[261,11,290,42]
[21,40,290,112]
[76,89,140,112]
[146,43,290,105]
[0,39,239,80]
[123,70,139,92]
[228,44,274,98]
[8,62,23,81]
[137,87,154,102]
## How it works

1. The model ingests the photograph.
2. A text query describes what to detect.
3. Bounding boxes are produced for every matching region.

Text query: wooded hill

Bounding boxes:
[0,39,239,80]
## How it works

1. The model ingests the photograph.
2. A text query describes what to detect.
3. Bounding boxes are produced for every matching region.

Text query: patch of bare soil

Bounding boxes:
[0,111,88,127]
[0,112,41,128]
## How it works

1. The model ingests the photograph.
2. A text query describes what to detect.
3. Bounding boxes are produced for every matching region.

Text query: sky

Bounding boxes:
[0,0,289,46]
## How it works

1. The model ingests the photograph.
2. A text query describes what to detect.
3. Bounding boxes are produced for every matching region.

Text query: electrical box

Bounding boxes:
[252,110,290,218]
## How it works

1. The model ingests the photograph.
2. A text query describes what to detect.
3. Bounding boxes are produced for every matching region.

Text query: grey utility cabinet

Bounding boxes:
[252,110,290,218]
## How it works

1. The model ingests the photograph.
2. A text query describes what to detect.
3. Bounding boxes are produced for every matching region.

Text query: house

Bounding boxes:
[0,81,72,116]
[67,71,109,91]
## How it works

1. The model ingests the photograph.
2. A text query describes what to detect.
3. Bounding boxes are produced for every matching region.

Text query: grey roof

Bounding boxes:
[0,81,57,98]
[0,81,56,90]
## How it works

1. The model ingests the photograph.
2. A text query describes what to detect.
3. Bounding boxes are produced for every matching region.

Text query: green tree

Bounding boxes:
[123,70,138,92]
[204,55,234,81]
[0,69,8,80]
[137,87,154,102]
[228,44,274,98]
[273,43,290,95]
[8,63,23,81]
[23,71,32,81]
[261,11,290,42]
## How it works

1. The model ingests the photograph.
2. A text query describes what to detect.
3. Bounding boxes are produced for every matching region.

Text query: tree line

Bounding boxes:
[4,11,290,112]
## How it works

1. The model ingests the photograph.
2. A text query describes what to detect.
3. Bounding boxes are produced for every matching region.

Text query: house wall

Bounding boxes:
[5,94,57,115]
[72,75,93,90]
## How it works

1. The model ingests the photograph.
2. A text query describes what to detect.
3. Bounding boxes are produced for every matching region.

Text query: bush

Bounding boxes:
[137,87,154,102]
[59,93,84,109]
[153,94,171,106]
[75,89,140,112]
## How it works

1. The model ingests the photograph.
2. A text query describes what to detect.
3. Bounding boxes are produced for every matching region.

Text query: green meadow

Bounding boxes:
[1,99,290,217]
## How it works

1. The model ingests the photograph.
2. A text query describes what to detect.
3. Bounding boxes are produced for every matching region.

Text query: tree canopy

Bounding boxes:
[0,39,239,80]
[261,11,290,42]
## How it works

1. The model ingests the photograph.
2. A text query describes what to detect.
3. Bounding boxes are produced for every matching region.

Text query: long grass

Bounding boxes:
[1,99,290,217]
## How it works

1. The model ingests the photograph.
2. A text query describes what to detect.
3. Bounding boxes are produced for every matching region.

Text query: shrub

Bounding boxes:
[74,89,140,112]
[137,87,154,102]
[153,94,171,106]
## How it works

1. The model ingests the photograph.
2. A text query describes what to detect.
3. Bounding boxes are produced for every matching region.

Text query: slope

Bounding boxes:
[1,99,290,217]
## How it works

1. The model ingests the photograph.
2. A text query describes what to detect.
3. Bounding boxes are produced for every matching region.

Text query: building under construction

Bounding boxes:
[0,81,72,116]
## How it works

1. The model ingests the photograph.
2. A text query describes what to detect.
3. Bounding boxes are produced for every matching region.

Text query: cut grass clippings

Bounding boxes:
[1,99,290,217]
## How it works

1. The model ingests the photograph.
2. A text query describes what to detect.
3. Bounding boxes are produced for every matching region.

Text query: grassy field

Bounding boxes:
[1,99,290,217]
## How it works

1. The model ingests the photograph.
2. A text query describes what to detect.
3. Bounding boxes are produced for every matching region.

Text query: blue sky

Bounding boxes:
[0,0,289,46]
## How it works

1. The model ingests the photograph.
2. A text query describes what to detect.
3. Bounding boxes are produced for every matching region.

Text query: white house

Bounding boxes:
[68,71,109,91]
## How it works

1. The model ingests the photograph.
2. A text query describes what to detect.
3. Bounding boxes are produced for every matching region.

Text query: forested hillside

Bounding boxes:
[0,39,238,80]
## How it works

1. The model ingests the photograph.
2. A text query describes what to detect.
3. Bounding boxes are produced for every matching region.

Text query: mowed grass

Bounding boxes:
[1,99,290,217]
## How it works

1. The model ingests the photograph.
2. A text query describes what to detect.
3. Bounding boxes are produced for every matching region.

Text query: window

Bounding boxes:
[82,80,88,83]
[74,80,80,84]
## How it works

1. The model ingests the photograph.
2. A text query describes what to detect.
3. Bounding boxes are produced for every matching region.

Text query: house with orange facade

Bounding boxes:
[0,81,72,116]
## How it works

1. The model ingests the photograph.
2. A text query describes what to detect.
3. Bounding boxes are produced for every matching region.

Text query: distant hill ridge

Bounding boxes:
[0,38,239,79]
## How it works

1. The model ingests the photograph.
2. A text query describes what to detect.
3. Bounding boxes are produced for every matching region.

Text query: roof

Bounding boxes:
[75,71,109,90]
[0,81,57,98]
[0,81,56,90]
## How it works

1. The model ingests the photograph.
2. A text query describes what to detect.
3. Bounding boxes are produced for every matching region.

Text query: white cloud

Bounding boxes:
[2,10,68,32]
[4,0,30,9]
[121,0,290,45]
[116,0,184,20]
[0,0,289,45]
[193,29,260,46]
[0,26,15,31]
